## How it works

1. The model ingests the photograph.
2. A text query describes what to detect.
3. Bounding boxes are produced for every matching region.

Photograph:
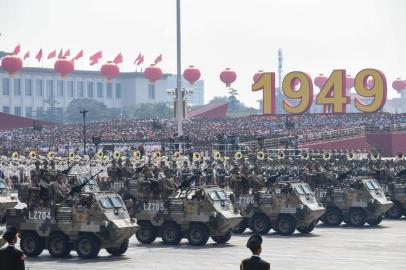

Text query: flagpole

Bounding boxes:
[176,0,183,137]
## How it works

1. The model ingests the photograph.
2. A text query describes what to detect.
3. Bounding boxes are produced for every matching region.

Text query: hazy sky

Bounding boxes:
[0,0,405,108]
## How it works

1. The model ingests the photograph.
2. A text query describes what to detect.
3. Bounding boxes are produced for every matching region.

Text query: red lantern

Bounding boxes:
[183,65,201,85]
[253,70,264,83]
[345,75,354,90]
[1,54,23,77]
[314,74,327,88]
[220,68,236,87]
[144,64,163,84]
[392,78,406,92]
[101,61,120,82]
[54,57,74,79]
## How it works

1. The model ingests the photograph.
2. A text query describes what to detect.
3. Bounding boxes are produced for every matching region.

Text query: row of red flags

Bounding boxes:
[11,45,162,66]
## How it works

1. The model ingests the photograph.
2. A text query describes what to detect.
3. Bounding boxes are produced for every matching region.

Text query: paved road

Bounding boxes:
[18,219,406,270]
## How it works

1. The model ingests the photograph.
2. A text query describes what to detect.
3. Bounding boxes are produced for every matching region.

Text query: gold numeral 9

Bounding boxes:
[354,69,387,113]
[282,71,313,114]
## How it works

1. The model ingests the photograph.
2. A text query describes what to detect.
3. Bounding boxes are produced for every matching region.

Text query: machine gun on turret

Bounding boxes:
[176,166,208,191]
[69,170,103,196]
[61,162,76,175]
[335,170,352,182]
[266,168,287,191]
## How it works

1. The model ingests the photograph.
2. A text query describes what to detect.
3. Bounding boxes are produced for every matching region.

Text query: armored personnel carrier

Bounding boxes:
[5,174,138,259]
[317,177,393,226]
[129,185,242,246]
[0,178,18,223]
[231,181,325,235]
[385,182,406,219]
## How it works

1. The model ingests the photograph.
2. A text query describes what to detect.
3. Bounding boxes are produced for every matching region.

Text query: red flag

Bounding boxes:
[23,51,30,60]
[48,50,56,59]
[134,53,141,64]
[90,51,102,61]
[35,49,43,62]
[113,53,123,64]
[74,50,83,60]
[137,55,144,66]
[13,45,21,55]
[90,59,98,66]
[57,49,63,59]
[63,49,70,58]
[154,54,162,64]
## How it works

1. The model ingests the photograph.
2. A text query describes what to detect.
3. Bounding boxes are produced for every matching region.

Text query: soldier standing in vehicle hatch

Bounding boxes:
[51,171,69,205]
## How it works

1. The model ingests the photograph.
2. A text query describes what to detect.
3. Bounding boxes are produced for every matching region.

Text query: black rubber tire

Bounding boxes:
[76,234,101,259]
[232,219,248,234]
[187,224,209,246]
[367,216,383,226]
[250,214,271,235]
[106,239,129,256]
[48,232,72,258]
[20,231,44,257]
[297,222,315,234]
[385,202,403,219]
[275,215,296,236]
[136,222,157,244]
[212,231,232,244]
[323,207,343,226]
[347,208,367,227]
[161,223,182,245]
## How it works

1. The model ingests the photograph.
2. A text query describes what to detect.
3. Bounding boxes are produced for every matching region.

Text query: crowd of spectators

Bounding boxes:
[0,113,405,155]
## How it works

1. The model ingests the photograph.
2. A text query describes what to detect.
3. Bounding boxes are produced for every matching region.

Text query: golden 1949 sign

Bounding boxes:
[252,69,387,114]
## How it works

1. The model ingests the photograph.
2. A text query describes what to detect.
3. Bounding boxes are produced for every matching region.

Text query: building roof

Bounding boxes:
[188,103,228,119]
[0,112,55,130]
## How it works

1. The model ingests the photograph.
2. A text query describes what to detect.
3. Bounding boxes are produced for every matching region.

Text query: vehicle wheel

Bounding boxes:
[323,207,343,226]
[212,230,232,244]
[347,208,366,227]
[20,231,44,257]
[48,232,72,258]
[232,219,248,234]
[187,224,209,246]
[275,215,296,236]
[136,222,157,244]
[161,223,182,245]
[367,216,383,226]
[106,239,129,256]
[385,202,403,219]
[76,234,101,259]
[250,214,271,235]
[297,222,315,234]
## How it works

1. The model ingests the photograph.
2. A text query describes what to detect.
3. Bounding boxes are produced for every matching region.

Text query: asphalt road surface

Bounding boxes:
[15,219,406,270]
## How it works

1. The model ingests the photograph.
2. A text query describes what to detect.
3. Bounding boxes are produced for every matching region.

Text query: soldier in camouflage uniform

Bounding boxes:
[215,160,226,188]
[24,172,50,208]
[51,171,69,205]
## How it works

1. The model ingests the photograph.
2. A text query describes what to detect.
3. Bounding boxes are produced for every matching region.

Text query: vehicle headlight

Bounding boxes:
[298,204,304,210]
[368,199,375,204]
[210,211,217,218]
[103,221,109,227]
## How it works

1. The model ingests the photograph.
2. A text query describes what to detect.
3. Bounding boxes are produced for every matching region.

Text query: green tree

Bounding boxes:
[208,95,259,117]
[65,98,109,123]
[125,102,172,119]
[34,98,64,123]
[208,96,229,104]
